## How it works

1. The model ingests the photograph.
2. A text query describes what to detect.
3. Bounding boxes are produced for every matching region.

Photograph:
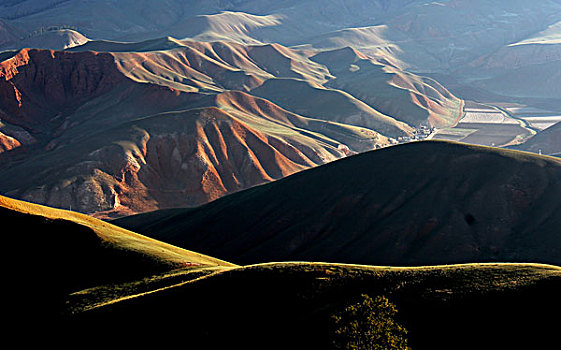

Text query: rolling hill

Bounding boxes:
[2,3,560,345]
[312,47,463,128]
[0,46,363,216]
[14,29,88,51]
[463,19,561,100]
[1,194,234,319]
[114,141,561,266]
[251,77,414,135]
[2,194,558,349]
[72,262,560,349]
[0,96,357,218]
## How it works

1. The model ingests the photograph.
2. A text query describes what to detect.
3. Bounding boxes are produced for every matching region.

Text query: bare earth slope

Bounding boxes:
[0,47,356,216]
[0,42,456,217]
[1,1,560,107]
[114,141,561,266]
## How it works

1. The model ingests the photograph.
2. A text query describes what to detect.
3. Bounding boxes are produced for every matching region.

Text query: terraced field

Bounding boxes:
[504,106,561,131]
[430,102,534,147]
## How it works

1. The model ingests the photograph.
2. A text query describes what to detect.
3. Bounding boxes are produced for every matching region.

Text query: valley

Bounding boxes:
[502,105,561,131]
[429,102,534,147]
[0,1,559,345]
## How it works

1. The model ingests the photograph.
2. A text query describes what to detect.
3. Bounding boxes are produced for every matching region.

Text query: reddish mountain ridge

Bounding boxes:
[0,45,380,217]
[0,49,125,132]
[0,39,461,217]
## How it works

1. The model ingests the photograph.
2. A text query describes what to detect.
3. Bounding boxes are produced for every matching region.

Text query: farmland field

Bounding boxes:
[430,102,534,147]
[519,116,561,130]
[497,105,561,130]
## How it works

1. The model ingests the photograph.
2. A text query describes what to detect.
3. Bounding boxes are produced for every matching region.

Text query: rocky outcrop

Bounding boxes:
[0,131,20,153]
[0,49,125,133]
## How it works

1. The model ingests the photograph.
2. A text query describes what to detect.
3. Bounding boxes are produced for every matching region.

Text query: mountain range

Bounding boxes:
[2,2,560,345]
[1,0,560,216]
[0,38,459,217]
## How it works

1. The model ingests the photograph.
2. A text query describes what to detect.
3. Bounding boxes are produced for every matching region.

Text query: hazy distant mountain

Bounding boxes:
[0,19,19,48]
[18,29,89,50]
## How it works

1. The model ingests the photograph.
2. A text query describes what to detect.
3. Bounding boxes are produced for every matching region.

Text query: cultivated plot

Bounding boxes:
[507,107,561,131]
[430,103,533,147]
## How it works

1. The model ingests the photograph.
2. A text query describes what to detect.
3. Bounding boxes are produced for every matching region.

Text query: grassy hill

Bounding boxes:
[114,140,561,266]
[1,194,235,319]
[3,193,558,348]
[251,77,413,137]
[74,262,561,349]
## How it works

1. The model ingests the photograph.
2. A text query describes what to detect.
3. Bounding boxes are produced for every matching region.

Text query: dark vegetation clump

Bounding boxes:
[331,294,411,350]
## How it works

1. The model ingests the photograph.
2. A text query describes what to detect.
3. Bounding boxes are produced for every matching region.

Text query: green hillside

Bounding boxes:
[75,262,561,349]
[1,195,235,319]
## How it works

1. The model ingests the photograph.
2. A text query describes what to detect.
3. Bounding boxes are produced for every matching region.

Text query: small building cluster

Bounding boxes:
[397,126,435,143]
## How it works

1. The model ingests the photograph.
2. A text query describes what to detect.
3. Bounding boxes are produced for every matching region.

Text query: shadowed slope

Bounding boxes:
[0,18,20,48]
[251,78,413,138]
[1,194,234,318]
[75,262,561,349]
[214,90,396,153]
[0,49,126,134]
[115,141,561,266]
[8,189,557,348]
[0,104,354,218]
[465,20,561,100]
[514,122,561,156]
[312,48,463,128]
